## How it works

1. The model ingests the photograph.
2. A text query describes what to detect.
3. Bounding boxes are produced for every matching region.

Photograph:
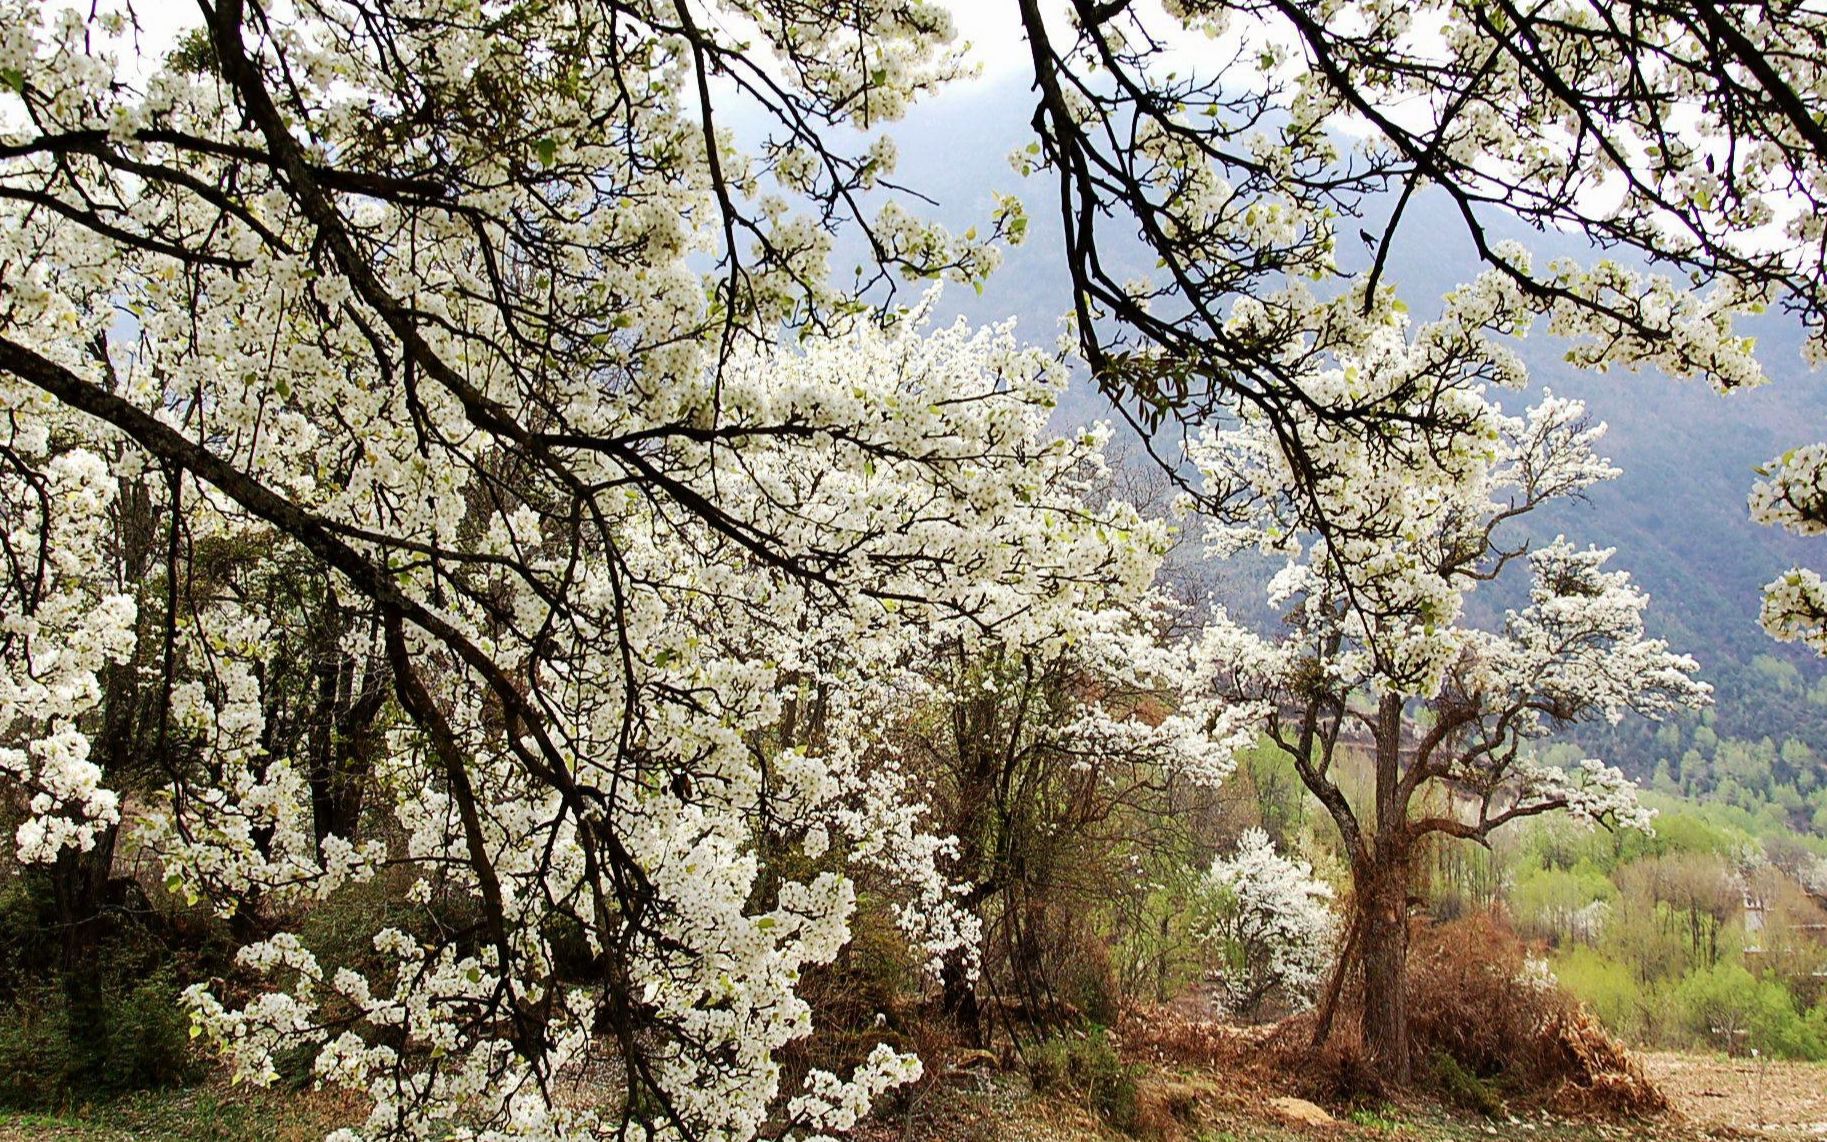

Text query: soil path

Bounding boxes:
[1641,1051,1827,1138]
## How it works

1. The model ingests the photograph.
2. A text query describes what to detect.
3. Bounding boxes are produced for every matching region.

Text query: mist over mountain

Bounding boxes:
[877,74,1827,776]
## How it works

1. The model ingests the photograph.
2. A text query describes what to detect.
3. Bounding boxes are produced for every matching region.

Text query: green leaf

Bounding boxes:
[0,68,24,95]
[536,137,558,167]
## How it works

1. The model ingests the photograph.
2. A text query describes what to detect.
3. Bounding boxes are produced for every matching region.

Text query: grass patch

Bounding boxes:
[0,1085,357,1141]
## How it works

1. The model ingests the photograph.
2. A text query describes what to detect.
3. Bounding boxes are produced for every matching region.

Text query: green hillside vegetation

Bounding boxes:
[1223,738,1827,1062]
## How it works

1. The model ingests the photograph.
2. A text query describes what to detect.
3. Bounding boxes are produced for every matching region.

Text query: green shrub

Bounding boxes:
[1428,1051,1506,1119]
[95,967,199,1094]
[1555,946,1669,1044]
[0,966,198,1108]
[0,982,81,1107]
[1025,1026,1141,1134]
[1673,961,1827,1060]
[1343,1103,1405,1131]
[0,874,204,1109]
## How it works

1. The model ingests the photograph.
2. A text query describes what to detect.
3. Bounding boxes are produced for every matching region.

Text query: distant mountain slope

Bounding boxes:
[875,76,1827,775]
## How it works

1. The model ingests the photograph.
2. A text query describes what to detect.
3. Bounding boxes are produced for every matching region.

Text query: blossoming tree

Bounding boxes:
[0,2,1165,1136]
[1201,828,1336,1021]
[1184,287,1711,1078]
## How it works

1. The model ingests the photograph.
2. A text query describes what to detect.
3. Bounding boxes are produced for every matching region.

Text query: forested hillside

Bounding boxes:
[891,75,1827,803]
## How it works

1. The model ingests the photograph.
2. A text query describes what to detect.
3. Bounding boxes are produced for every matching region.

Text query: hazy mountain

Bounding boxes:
[849,75,1827,775]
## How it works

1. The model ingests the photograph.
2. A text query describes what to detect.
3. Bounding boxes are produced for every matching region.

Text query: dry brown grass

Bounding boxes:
[1119,910,1667,1119]
[1406,911,1666,1116]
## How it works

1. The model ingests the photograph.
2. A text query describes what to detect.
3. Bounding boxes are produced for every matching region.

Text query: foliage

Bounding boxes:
[1022,1027,1142,1135]
[1510,862,1616,947]
[1505,804,1827,1062]
[1671,962,1826,1060]
[1199,829,1337,1021]
[890,587,1230,1043]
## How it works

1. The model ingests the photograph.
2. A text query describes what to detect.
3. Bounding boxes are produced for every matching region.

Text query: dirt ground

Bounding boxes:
[5,1050,1825,1140]
[1641,1052,1827,1139]
[852,1047,1827,1142]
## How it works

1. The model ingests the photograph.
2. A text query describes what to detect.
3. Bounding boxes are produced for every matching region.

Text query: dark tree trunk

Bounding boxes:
[1356,852,1411,1083]
[1356,693,1413,1080]
[49,824,121,972]
[940,770,991,1047]
[307,648,387,852]
[939,956,982,1047]
[934,669,1006,1047]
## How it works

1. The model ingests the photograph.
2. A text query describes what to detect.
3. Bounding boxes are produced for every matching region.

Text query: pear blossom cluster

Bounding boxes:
[1750,443,1827,654]
[1200,829,1337,1019]
[0,1,1165,1137]
[0,398,136,861]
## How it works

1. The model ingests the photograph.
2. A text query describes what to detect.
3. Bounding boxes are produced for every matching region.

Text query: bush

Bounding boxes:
[772,891,932,1118]
[1672,961,1827,1059]
[1200,829,1336,1022]
[1428,1051,1505,1119]
[1056,931,1122,1028]
[1407,911,1665,1114]
[0,966,198,1108]
[1407,911,1568,1080]
[0,873,204,1109]
[1025,1026,1142,1134]
[1554,946,1673,1045]
[0,981,80,1107]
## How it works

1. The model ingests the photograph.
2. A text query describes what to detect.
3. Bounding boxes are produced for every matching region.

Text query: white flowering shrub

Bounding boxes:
[1200,830,1336,1021]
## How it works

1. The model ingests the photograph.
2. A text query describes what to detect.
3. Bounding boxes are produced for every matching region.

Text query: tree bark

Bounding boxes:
[1359,692,1412,1082]
[49,825,121,973]
[939,956,983,1048]
[939,771,990,1046]
[1356,853,1411,1083]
